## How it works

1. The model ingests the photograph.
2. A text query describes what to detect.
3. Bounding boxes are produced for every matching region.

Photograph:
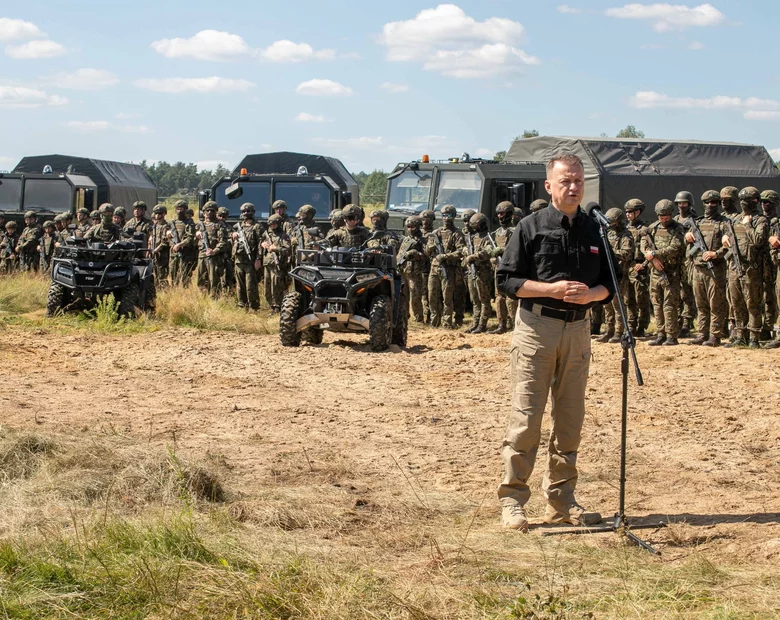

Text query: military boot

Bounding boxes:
[635,325,646,337]
[724,330,747,348]
[663,336,679,346]
[702,336,721,347]
[749,336,761,349]
[595,329,614,343]
[591,321,602,336]
[472,319,487,334]
[689,333,708,345]
[764,338,780,349]
[608,332,623,344]
[487,321,508,335]
[760,327,773,341]
[648,332,666,346]
[678,318,692,338]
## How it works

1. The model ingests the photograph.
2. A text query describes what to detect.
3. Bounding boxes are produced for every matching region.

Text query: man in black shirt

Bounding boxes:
[496,152,615,532]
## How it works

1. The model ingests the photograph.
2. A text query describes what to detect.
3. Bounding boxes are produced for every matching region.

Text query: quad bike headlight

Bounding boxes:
[355,273,377,284]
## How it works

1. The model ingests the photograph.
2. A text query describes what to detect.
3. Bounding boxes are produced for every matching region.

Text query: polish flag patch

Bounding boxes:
[590,246,599,254]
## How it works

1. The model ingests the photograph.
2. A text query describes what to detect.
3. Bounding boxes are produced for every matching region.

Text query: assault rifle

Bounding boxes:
[464,232,477,281]
[686,216,716,278]
[169,220,181,247]
[237,222,254,261]
[641,231,670,287]
[199,221,211,261]
[723,219,744,280]
[431,230,449,284]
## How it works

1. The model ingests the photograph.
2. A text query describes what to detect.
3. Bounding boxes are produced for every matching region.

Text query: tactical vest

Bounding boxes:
[692,216,724,267]
[648,221,683,268]
[729,213,768,265]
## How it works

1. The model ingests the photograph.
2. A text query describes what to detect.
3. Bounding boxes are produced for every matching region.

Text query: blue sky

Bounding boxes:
[1,1,778,174]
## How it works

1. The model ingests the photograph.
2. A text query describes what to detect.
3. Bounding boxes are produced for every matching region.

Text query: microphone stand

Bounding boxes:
[542,211,663,555]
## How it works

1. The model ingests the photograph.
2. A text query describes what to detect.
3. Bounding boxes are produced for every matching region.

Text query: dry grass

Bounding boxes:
[0,272,49,315]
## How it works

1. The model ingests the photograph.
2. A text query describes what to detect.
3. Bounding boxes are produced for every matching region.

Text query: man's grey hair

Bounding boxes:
[546,151,584,176]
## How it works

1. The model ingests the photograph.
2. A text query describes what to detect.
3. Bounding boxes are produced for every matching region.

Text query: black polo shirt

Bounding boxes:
[497,204,616,311]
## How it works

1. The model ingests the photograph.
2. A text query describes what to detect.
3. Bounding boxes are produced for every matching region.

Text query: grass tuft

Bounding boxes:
[0,273,49,315]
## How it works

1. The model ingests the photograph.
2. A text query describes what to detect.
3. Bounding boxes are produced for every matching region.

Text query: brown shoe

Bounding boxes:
[702,336,721,347]
[544,503,602,526]
[501,505,529,532]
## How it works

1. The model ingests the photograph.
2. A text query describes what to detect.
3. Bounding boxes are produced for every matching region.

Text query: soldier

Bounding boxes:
[168,200,197,287]
[420,209,435,323]
[84,204,122,243]
[529,199,549,215]
[294,205,321,253]
[327,204,371,248]
[89,210,100,230]
[624,199,652,337]
[233,202,263,310]
[326,209,344,243]
[150,205,170,287]
[766,206,780,348]
[38,220,57,272]
[74,207,91,238]
[53,214,68,244]
[722,187,770,348]
[673,191,698,337]
[366,209,399,251]
[1,221,19,273]
[511,207,523,226]
[597,208,634,343]
[456,210,477,327]
[425,204,465,328]
[261,213,293,313]
[759,190,779,341]
[217,206,235,291]
[271,199,296,235]
[124,201,153,239]
[112,206,127,230]
[16,211,42,272]
[463,213,494,333]
[195,201,228,296]
[685,190,728,346]
[396,216,426,322]
[720,186,740,217]
[641,199,685,346]
[489,201,518,334]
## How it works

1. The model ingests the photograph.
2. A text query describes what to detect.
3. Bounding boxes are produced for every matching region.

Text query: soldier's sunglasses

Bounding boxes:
[344,216,358,221]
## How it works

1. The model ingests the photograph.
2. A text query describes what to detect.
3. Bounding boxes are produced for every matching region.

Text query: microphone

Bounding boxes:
[585,201,610,228]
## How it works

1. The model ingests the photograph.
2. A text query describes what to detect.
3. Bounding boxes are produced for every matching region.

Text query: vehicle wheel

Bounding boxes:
[391,291,408,348]
[144,279,157,314]
[279,292,302,347]
[46,283,69,317]
[369,295,391,351]
[118,280,141,318]
[306,328,324,345]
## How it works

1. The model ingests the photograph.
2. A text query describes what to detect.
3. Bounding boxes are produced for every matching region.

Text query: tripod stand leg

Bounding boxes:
[623,529,661,555]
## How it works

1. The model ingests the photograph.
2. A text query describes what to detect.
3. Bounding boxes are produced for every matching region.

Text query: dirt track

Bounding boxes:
[3,323,780,561]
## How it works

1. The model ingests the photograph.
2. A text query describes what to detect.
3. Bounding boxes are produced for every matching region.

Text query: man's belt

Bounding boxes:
[520,299,588,323]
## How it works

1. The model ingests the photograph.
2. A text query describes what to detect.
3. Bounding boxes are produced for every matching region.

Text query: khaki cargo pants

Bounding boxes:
[498,305,592,509]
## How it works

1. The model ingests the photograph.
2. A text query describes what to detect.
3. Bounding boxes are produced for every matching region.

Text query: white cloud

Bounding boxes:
[295,112,326,122]
[195,159,232,171]
[134,77,255,94]
[380,82,410,93]
[259,40,335,62]
[629,90,780,120]
[151,30,251,61]
[313,136,383,149]
[688,40,704,49]
[45,68,119,90]
[118,124,152,134]
[557,5,582,13]
[115,112,141,119]
[295,78,352,96]
[768,148,780,161]
[744,111,780,121]
[0,86,68,108]
[66,120,152,133]
[380,4,538,79]
[0,17,44,41]
[6,39,66,59]
[605,3,725,32]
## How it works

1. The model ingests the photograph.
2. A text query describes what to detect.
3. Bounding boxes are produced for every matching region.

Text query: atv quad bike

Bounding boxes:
[46,234,156,318]
[279,234,407,351]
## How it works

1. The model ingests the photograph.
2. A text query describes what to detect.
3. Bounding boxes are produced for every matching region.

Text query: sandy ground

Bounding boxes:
[2,323,779,563]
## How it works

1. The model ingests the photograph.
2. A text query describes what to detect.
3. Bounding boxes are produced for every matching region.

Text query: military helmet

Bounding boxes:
[203,200,218,212]
[720,186,738,200]
[760,189,780,205]
[529,199,549,213]
[173,199,188,209]
[77,207,90,216]
[272,199,287,210]
[24,210,36,219]
[152,204,167,215]
[496,201,514,214]
[420,209,435,221]
[132,200,147,210]
[606,207,626,227]
[240,202,256,213]
[469,212,488,230]
[701,190,721,204]
[217,206,229,217]
[113,206,126,217]
[268,213,283,225]
[624,198,645,213]
[370,209,389,222]
[98,203,115,215]
[440,204,457,218]
[655,199,675,216]
[342,204,361,219]
[297,204,316,219]
[405,215,421,229]
[673,191,694,205]
[43,220,55,229]
[461,208,477,222]
[90,210,100,219]
[54,213,65,223]
[329,208,343,221]
[738,186,760,201]
[5,221,17,230]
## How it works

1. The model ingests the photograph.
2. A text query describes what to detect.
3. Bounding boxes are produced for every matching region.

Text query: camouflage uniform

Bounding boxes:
[196,202,228,296]
[419,210,435,323]
[462,213,494,333]
[123,201,154,239]
[366,209,400,252]
[1,223,19,273]
[17,212,42,272]
[150,205,170,287]
[168,201,198,287]
[687,192,729,345]
[597,209,634,343]
[216,207,235,292]
[325,209,344,244]
[327,205,371,248]
[38,222,57,273]
[261,214,293,312]
[673,192,698,336]
[271,200,296,236]
[425,205,465,328]
[490,202,517,334]
[233,203,263,310]
[765,213,780,348]
[292,205,322,259]
[84,204,122,243]
[455,210,476,327]
[397,216,426,323]
[721,186,740,330]
[759,191,779,340]
[641,200,685,345]
[74,208,91,238]
[724,188,770,348]
[624,199,652,336]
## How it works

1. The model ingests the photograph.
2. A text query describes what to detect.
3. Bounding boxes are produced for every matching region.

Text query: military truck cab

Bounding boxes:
[385,154,547,231]
[0,169,98,225]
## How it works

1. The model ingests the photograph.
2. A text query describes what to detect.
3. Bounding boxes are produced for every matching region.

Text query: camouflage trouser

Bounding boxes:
[154,260,169,288]
[170,254,196,287]
[626,267,651,332]
[403,270,424,323]
[264,265,290,311]
[20,252,39,273]
[495,273,518,329]
[761,255,778,333]
[650,272,681,338]
[235,261,259,310]
[680,261,696,322]
[197,255,225,296]
[223,258,236,293]
[1,257,18,274]
[428,266,456,328]
[692,264,728,339]
[604,277,629,334]
[467,270,492,327]
[421,270,430,323]
[453,267,467,325]
[590,303,603,330]
[728,265,762,335]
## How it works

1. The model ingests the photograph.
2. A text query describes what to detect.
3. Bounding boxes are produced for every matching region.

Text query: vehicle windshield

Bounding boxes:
[387,170,433,214]
[213,180,271,218]
[0,177,22,211]
[274,181,332,219]
[433,171,482,214]
[23,179,71,212]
